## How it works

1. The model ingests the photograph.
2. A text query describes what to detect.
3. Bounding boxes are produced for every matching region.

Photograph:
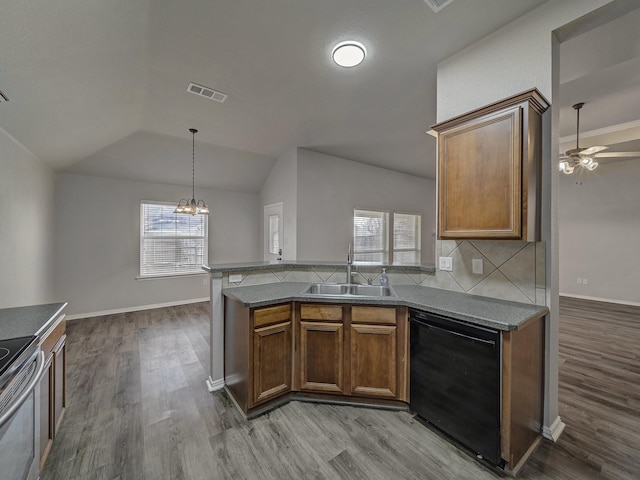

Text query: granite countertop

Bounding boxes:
[222,282,547,331]
[203,260,436,274]
[0,302,68,341]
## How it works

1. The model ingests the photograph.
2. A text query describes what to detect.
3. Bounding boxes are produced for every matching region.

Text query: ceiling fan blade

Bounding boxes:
[579,145,608,155]
[594,152,640,158]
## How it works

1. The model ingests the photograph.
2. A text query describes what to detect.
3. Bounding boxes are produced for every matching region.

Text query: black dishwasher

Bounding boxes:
[409,309,501,466]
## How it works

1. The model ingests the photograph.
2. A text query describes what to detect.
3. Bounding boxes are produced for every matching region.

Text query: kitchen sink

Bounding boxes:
[301,283,396,298]
[349,285,396,297]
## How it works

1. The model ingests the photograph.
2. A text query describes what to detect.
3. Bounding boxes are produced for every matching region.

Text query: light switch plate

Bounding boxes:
[229,273,243,283]
[439,256,453,271]
[472,258,483,275]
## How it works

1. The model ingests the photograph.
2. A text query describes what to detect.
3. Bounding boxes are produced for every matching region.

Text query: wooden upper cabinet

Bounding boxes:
[431,89,549,241]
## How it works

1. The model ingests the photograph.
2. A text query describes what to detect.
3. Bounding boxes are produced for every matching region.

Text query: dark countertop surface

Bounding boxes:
[0,303,68,341]
[222,282,547,331]
[203,260,436,274]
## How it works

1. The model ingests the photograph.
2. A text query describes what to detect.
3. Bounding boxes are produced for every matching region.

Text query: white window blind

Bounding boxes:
[393,213,421,264]
[140,202,208,277]
[353,209,389,262]
[353,209,421,264]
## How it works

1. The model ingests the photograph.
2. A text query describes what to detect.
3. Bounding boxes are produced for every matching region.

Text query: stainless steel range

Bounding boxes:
[0,335,44,480]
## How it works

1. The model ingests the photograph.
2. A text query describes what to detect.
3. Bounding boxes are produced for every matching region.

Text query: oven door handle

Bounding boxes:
[0,350,45,428]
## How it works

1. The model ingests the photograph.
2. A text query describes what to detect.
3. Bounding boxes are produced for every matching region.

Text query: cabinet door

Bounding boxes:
[252,321,292,406]
[350,324,397,398]
[299,322,344,394]
[53,335,66,433]
[438,105,522,239]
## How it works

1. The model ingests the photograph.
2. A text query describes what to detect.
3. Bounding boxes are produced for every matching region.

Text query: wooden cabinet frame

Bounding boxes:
[432,89,549,240]
[223,296,543,473]
[38,314,66,470]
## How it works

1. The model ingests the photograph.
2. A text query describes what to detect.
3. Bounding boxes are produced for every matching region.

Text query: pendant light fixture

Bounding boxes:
[174,128,209,215]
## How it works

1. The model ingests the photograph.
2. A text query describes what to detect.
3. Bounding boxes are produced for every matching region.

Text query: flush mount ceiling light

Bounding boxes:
[174,128,209,216]
[332,41,366,67]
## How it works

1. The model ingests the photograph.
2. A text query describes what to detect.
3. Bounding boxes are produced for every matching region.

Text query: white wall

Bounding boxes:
[559,160,640,304]
[54,173,259,317]
[436,0,614,122]
[0,127,56,308]
[435,0,615,440]
[259,148,298,260]
[296,149,436,262]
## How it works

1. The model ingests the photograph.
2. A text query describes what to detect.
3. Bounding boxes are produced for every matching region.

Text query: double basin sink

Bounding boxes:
[302,283,396,298]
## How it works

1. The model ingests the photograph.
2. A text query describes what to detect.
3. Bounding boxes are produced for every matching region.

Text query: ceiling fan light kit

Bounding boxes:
[559,102,640,175]
[559,102,605,175]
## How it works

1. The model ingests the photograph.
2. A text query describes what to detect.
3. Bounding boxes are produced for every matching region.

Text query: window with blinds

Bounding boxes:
[140,202,208,277]
[353,209,421,264]
[353,209,389,262]
[393,212,421,264]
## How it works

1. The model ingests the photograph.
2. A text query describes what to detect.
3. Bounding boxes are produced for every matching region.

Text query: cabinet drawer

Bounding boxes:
[254,304,291,328]
[351,306,396,325]
[300,304,343,322]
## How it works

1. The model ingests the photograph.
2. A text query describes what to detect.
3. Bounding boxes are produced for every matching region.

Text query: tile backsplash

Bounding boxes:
[434,240,546,305]
[223,240,546,305]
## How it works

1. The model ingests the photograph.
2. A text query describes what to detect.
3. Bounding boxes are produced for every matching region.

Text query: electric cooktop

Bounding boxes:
[0,336,36,379]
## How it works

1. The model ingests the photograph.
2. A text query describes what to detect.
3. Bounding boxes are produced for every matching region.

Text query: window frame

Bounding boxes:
[139,200,209,278]
[353,208,421,264]
[391,211,422,264]
[353,208,390,263]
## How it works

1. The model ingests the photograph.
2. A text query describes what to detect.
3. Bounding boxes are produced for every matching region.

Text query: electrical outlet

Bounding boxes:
[582,278,588,285]
[439,256,453,271]
[202,277,208,286]
[472,258,483,275]
[577,278,582,284]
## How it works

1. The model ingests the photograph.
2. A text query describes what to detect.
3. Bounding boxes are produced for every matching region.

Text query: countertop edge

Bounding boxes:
[203,261,436,274]
[35,302,68,338]
[222,284,548,332]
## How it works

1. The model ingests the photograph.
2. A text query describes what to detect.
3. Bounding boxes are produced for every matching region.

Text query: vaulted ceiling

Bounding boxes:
[2,1,638,191]
[558,5,640,161]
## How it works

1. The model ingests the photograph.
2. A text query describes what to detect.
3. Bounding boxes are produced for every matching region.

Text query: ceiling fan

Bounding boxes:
[559,102,640,174]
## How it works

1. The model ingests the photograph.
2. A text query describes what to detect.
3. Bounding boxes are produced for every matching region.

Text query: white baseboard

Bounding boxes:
[65,297,210,321]
[559,293,640,307]
[543,416,566,442]
[206,376,225,392]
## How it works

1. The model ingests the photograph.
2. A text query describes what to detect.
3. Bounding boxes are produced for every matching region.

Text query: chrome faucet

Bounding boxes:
[346,243,352,284]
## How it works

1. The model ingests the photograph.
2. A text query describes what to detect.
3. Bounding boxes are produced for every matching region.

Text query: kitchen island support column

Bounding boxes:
[206,272,225,391]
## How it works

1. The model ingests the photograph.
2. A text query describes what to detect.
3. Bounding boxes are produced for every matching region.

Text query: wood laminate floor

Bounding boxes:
[41,298,640,480]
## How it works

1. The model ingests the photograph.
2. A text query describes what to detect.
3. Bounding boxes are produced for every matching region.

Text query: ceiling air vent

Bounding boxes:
[424,0,454,13]
[187,82,228,103]
[0,90,8,103]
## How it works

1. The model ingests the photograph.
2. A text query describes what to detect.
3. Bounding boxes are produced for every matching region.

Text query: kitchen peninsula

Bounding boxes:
[203,261,548,473]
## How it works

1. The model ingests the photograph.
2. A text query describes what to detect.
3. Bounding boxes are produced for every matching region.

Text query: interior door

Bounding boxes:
[264,202,284,261]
